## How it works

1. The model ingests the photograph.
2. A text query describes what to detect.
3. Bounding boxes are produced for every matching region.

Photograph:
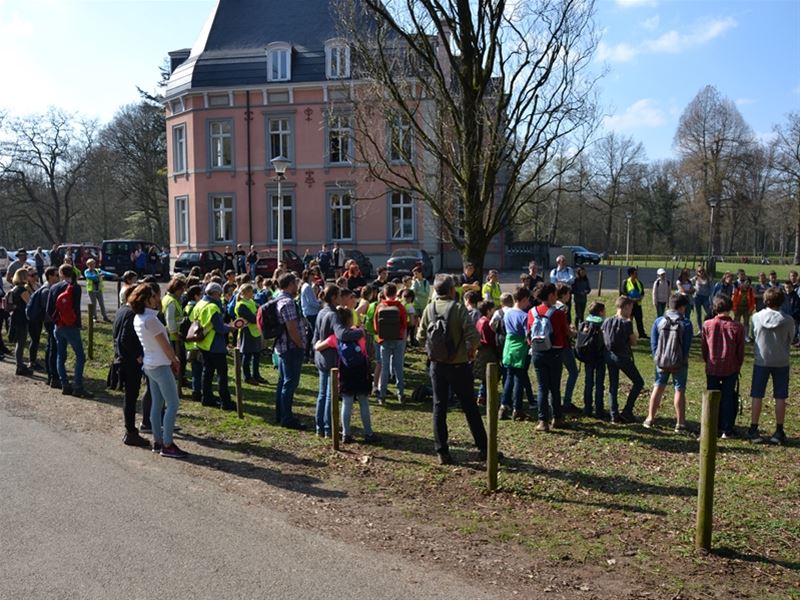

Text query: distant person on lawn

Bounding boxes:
[622,267,647,338]
[602,296,643,424]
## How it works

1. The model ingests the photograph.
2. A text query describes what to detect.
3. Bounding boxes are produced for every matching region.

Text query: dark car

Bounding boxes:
[254,249,304,278]
[101,240,170,279]
[386,248,434,281]
[174,250,225,275]
[52,244,102,272]
[347,249,374,279]
[564,245,602,265]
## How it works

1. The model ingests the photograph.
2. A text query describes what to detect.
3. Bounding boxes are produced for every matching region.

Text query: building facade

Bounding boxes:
[164,0,503,269]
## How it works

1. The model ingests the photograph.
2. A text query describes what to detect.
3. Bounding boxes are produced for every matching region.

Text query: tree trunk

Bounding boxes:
[794,194,800,265]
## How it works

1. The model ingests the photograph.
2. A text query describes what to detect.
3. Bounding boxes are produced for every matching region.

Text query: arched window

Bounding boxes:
[266,43,291,82]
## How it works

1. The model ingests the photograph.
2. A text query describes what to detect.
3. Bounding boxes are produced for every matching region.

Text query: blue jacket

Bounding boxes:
[650,310,693,360]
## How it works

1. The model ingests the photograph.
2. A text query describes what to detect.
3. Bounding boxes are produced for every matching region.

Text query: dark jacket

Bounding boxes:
[45,279,82,329]
[313,305,362,371]
[112,305,143,365]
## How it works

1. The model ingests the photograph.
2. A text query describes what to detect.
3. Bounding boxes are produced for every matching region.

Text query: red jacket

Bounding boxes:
[528,303,569,349]
[731,287,756,314]
[701,315,744,377]
[373,299,407,343]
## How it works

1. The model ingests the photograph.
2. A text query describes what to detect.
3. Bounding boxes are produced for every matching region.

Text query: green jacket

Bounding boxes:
[416,296,478,365]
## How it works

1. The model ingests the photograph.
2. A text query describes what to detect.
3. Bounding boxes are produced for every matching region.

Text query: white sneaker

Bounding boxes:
[642,418,654,429]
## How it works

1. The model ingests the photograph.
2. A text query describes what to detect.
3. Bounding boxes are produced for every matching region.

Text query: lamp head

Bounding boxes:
[271,155,290,175]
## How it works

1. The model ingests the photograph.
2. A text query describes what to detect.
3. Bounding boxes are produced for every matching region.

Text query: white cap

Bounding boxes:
[204,282,223,296]
[657,268,666,275]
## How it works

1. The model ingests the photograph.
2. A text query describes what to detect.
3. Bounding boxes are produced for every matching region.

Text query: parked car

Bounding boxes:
[0,247,9,275]
[26,250,51,269]
[386,248,434,281]
[100,239,170,279]
[347,249,374,279]
[254,249,304,278]
[563,245,602,265]
[174,250,225,275]
[52,244,102,272]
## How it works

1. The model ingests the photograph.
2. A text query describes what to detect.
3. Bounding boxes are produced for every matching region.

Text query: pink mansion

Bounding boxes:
[164,0,504,269]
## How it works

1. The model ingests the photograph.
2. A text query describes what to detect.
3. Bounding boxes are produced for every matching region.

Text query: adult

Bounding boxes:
[222,245,235,273]
[701,295,745,439]
[747,287,794,445]
[161,277,187,386]
[417,274,489,465]
[119,271,139,307]
[111,284,151,448]
[300,270,322,361]
[133,245,147,276]
[84,258,113,323]
[459,263,481,295]
[8,269,32,376]
[529,283,570,430]
[411,266,431,311]
[602,296,643,424]
[712,272,734,298]
[549,255,575,321]
[622,267,647,338]
[572,266,591,326]
[46,264,92,398]
[130,283,188,458]
[27,266,58,374]
[331,242,345,277]
[374,283,408,404]
[234,283,264,385]
[274,273,307,429]
[481,270,502,306]
[302,248,312,268]
[234,244,247,275]
[5,248,28,285]
[33,247,45,282]
[317,244,333,278]
[247,245,259,281]
[691,266,712,330]
[194,282,238,411]
[527,260,544,287]
[652,268,671,318]
[675,268,695,323]
[146,245,160,277]
[644,293,693,433]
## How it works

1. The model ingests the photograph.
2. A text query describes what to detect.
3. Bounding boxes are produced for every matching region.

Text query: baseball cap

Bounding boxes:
[204,282,223,296]
[657,268,666,275]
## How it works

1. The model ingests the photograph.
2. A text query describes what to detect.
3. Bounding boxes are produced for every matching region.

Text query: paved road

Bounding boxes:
[0,409,495,600]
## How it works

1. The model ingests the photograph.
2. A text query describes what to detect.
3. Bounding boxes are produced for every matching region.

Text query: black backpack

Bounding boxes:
[574,320,604,366]
[257,298,284,340]
[376,304,403,340]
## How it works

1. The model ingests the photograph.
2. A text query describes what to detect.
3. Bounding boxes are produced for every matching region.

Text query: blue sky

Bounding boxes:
[0,0,797,160]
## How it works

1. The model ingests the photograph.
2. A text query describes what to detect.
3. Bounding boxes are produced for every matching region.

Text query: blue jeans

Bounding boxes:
[606,352,644,416]
[562,347,579,405]
[316,368,332,434]
[55,326,85,388]
[249,262,257,280]
[341,393,373,436]
[189,355,202,395]
[583,361,606,414]
[707,373,738,434]
[276,348,304,426]
[379,339,406,397]
[242,352,261,380]
[532,349,563,421]
[655,302,666,318]
[501,364,530,413]
[694,295,710,331]
[144,365,180,446]
[45,323,57,380]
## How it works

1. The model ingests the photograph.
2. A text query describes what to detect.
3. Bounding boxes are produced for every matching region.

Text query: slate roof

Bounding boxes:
[165,0,347,97]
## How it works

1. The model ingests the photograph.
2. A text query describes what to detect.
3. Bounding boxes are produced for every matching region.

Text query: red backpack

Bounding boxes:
[54,284,78,327]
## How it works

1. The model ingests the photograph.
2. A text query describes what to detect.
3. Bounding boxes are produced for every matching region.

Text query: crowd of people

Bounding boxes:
[0,250,796,463]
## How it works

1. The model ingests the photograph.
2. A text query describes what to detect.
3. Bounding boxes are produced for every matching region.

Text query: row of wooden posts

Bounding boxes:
[92,279,718,552]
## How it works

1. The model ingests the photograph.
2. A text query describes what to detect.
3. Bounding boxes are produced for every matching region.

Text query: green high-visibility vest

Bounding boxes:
[161,293,183,341]
[235,297,260,339]
[194,299,220,352]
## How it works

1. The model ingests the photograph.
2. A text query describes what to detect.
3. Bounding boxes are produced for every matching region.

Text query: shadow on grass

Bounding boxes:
[714,547,800,571]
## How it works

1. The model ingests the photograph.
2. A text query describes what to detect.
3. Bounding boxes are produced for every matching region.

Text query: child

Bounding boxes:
[602,296,644,424]
[575,301,607,418]
[732,278,756,342]
[555,283,581,414]
[652,268,671,318]
[473,301,498,406]
[401,289,417,345]
[490,293,513,384]
[572,267,591,326]
[464,290,481,327]
[183,285,204,401]
[781,282,800,345]
[315,307,379,444]
[402,275,413,290]
[235,284,265,385]
[500,286,532,421]
[364,289,383,396]
[481,270,502,306]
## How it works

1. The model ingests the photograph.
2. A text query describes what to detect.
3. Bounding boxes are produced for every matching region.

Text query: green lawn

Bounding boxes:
[77,302,800,597]
[606,257,798,281]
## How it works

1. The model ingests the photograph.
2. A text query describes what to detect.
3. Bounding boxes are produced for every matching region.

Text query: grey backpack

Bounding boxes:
[654,315,685,372]
[425,301,458,362]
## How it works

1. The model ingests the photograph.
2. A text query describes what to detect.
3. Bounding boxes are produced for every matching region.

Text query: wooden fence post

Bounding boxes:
[486,363,500,492]
[116,279,122,308]
[234,349,244,419]
[331,368,340,451]
[695,389,721,552]
[87,304,95,360]
[597,270,604,297]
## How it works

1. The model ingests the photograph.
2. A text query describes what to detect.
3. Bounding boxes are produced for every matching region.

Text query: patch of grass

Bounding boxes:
[70,300,800,595]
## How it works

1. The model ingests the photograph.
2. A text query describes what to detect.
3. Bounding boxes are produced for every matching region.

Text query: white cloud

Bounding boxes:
[604,99,666,132]
[616,0,657,8]
[597,41,638,63]
[0,13,34,38]
[641,15,660,31]
[735,98,755,106]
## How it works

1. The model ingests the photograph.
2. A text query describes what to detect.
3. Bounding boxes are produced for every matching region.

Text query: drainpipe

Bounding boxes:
[246,90,254,244]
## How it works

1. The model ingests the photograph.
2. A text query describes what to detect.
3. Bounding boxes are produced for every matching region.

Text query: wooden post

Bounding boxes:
[116,279,122,308]
[330,368,340,451]
[597,270,604,297]
[87,304,95,360]
[234,349,244,419]
[486,363,500,492]
[695,389,721,552]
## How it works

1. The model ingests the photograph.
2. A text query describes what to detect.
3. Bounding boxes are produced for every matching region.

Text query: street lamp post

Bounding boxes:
[270,155,291,263]
[625,212,632,265]
[707,196,719,259]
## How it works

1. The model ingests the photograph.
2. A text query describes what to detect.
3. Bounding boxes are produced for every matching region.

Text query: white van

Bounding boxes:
[0,247,9,276]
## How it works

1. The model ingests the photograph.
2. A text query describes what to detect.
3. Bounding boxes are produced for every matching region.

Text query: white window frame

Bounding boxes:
[327,114,352,165]
[267,44,291,82]
[329,192,353,241]
[175,196,189,244]
[389,114,413,163]
[208,119,233,169]
[211,195,234,243]
[269,192,294,242]
[389,191,414,240]
[267,116,292,164]
[326,43,351,79]
[172,124,187,174]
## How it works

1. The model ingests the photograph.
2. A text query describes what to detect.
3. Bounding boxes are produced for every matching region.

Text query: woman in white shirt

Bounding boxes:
[129,283,187,459]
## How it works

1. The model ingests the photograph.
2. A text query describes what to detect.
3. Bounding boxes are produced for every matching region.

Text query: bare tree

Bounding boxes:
[0,109,96,244]
[637,160,683,252]
[773,112,800,264]
[674,85,753,256]
[337,0,600,274]
[587,132,645,253]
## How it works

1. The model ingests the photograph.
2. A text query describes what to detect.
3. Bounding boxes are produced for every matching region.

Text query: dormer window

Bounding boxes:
[325,41,350,79]
[267,43,291,82]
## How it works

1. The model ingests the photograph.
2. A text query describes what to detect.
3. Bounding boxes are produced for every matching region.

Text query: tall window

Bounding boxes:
[389,115,412,163]
[268,47,290,81]
[172,124,186,173]
[268,117,291,162]
[175,196,189,244]
[270,194,294,242]
[328,115,351,164]
[211,195,234,242]
[390,191,414,240]
[326,44,350,79]
[330,192,353,241]
[209,120,232,168]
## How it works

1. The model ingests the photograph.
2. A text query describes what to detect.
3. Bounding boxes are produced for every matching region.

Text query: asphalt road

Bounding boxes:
[0,408,495,600]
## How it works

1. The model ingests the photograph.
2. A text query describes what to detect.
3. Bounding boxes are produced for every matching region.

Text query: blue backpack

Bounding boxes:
[25,285,47,322]
[226,292,238,319]
[336,339,367,369]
